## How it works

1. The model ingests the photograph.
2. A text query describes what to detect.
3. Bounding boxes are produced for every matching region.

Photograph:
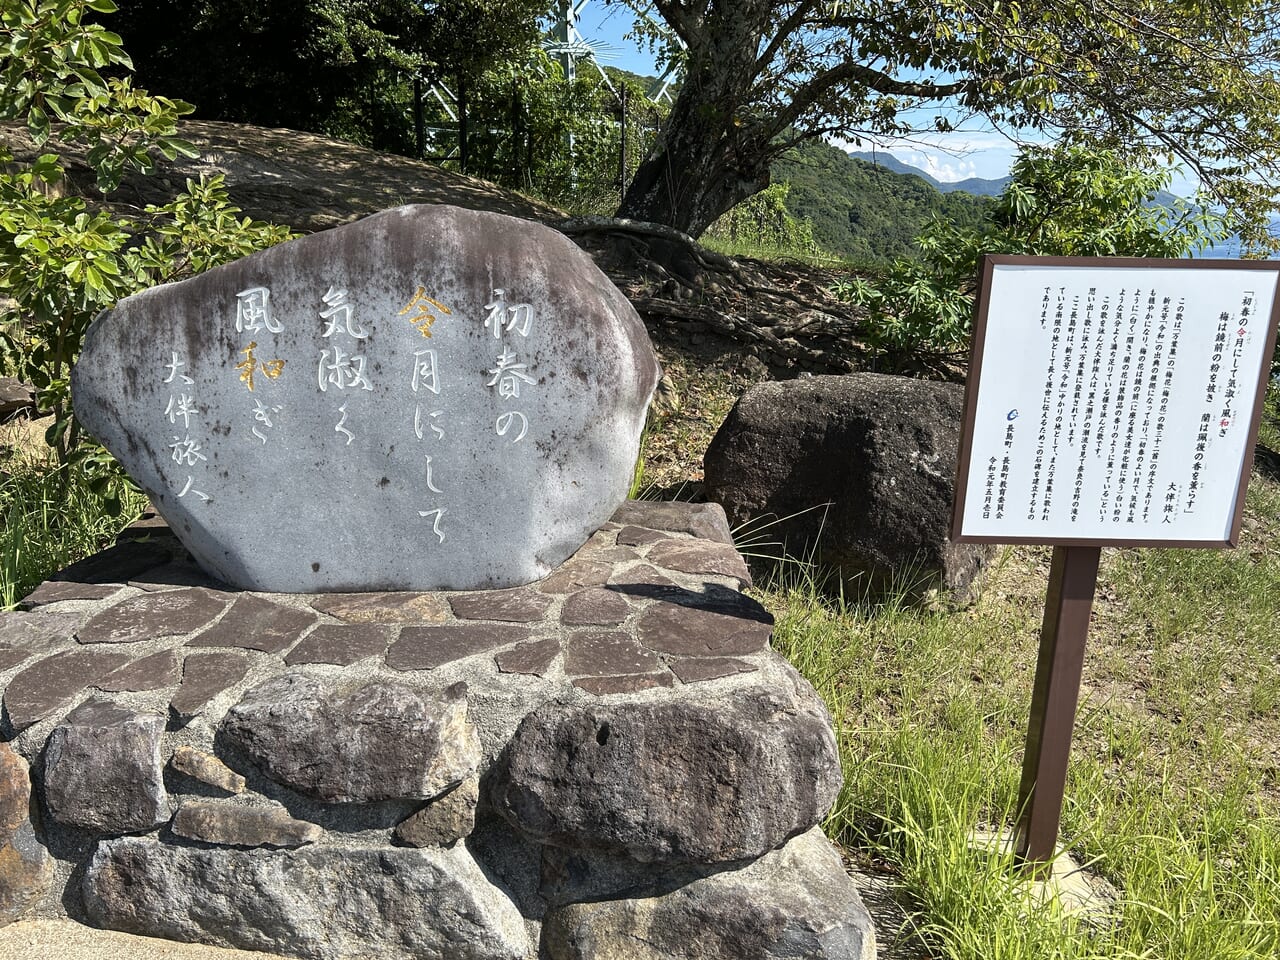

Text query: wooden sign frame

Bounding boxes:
[950,254,1280,869]
[952,255,1280,549]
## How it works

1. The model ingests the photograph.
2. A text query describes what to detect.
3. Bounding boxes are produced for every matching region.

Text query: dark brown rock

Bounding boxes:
[537,560,615,594]
[0,744,29,836]
[44,700,169,833]
[563,633,663,678]
[219,674,479,802]
[0,377,33,418]
[606,564,680,593]
[128,562,230,591]
[494,637,560,676]
[560,589,629,626]
[492,676,841,863]
[0,610,81,651]
[169,652,250,721]
[48,538,173,585]
[448,589,552,623]
[77,588,230,644]
[171,801,321,848]
[0,822,52,924]
[0,648,32,672]
[19,581,121,608]
[186,594,317,654]
[572,674,674,696]
[614,525,672,547]
[387,624,529,672]
[284,623,391,666]
[637,602,773,658]
[309,592,450,624]
[647,538,752,585]
[169,746,245,795]
[703,373,993,599]
[669,657,758,684]
[394,776,479,847]
[3,648,133,732]
[0,744,50,925]
[95,649,181,693]
[610,500,734,545]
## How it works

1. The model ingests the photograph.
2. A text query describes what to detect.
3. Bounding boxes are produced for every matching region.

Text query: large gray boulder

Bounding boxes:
[704,372,992,599]
[72,203,660,592]
[490,667,841,865]
[82,838,533,960]
[542,828,875,960]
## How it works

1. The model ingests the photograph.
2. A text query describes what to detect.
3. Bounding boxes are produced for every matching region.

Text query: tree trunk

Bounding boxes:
[615,3,776,238]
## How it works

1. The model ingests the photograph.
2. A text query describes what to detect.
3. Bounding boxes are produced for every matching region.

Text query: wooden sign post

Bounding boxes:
[952,255,1280,871]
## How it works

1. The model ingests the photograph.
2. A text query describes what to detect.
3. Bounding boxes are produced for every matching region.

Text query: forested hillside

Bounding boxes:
[773,140,991,262]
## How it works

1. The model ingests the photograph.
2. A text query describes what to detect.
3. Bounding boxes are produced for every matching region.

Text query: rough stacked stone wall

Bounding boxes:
[0,500,874,960]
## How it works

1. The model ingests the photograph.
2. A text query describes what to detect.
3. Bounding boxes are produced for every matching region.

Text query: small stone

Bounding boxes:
[219,674,479,803]
[309,592,450,624]
[44,700,169,833]
[0,744,31,837]
[537,560,615,594]
[387,623,529,671]
[669,657,758,684]
[610,500,734,545]
[637,602,773,658]
[49,538,173,585]
[449,589,552,623]
[494,637,560,676]
[606,564,680,595]
[614,525,672,547]
[492,676,841,864]
[647,538,752,584]
[3,648,133,732]
[95,649,181,693]
[186,594,317,654]
[0,648,32,672]
[19,581,121,608]
[542,828,875,960]
[284,623,391,666]
[169,747,245,795]
[77,588,230,644]
[0,610,81,650]
[560,589,629,626]
[0,822,52,925]
[563,632,663,678]
[0,744,51,924]
[394,776,480,847]
[82,838,534,960]
[169,652,250,722]
[572,674,674,697]
[171,801,321,848]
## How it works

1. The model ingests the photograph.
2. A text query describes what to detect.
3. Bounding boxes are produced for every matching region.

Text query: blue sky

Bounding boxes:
[571,2,1026,182]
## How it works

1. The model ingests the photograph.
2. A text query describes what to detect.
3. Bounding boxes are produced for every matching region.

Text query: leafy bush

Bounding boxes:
[834,145,1228,362]
[703,182,820,259]
[0,0,293,512]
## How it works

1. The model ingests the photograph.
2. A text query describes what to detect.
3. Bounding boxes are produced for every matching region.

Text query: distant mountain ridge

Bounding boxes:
[847,150,1010,196]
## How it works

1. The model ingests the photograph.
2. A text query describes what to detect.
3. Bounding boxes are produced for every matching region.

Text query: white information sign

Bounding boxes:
[954,256,1280,546]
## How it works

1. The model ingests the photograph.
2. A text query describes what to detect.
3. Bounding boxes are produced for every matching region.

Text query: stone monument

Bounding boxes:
[71,204,660,592]
[0,205,875,960]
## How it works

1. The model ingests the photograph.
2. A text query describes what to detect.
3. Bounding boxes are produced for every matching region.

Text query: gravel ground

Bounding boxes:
[0,921,287,960]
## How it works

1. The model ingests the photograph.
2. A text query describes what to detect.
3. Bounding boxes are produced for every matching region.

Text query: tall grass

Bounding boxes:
[0,443,145,608]
[758,471,1280,959]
